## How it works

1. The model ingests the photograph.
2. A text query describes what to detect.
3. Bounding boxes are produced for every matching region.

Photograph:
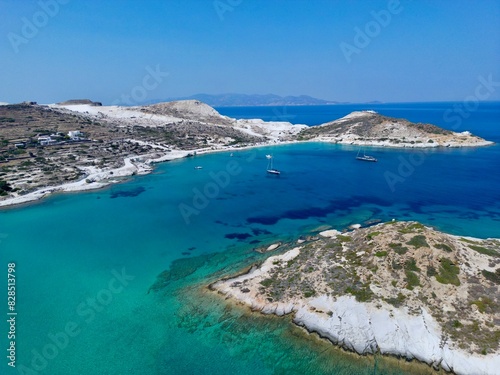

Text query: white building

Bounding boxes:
[37,136,56,146]
[68,130,83,140]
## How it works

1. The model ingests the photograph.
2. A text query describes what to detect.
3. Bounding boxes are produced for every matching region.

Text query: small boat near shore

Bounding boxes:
[267,169,281,175]
[356,148,377,162]
[266,155,281,175]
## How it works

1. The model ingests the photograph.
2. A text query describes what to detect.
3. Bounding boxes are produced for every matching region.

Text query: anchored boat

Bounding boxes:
[266,155,281,175]
[356,148,377,162]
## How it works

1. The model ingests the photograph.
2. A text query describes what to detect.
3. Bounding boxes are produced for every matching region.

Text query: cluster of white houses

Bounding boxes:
[14,130,85,148]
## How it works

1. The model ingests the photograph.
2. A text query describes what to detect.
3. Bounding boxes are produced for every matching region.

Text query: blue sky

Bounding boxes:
[1,0,499,104]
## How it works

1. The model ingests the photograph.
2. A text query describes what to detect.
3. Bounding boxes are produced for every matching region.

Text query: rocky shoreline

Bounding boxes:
[211,222,500,375]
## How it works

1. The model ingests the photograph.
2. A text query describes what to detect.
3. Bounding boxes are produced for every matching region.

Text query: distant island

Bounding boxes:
[0,100,493,207]
[155,93,341,107]
[211,221,500,375]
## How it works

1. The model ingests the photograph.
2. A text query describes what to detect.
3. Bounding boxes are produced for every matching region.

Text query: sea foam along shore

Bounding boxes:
[211,243,500,375]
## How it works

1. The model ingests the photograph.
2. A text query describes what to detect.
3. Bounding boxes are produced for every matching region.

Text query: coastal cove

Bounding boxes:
[1,103,499,375]
[0,101,497,209]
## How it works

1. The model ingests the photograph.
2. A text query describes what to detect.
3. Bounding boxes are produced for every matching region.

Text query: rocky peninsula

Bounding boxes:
[298,110,493,148]
[211,221,500,375]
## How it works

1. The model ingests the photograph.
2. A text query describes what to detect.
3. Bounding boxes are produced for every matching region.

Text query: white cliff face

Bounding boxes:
[294,295,500,375]
[233,119,307,142]
[217,277,500,375]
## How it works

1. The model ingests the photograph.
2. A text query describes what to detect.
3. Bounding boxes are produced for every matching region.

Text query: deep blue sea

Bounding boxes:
[1,102,499,375]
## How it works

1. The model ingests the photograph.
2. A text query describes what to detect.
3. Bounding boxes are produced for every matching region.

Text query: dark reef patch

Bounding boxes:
[251,228,272,236]
[148,253,215,293]
[110,186,146,199]
[225,232,253,240]
[247,196,391,225]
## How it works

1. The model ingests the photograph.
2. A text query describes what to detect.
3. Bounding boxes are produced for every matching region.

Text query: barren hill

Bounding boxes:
[57,99,102,106]
[298,111,493,148]
[143,100,233,125]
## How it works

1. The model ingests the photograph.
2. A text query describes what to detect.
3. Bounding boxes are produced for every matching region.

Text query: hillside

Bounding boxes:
[298,111,493,147]
[143,100,234,125]
[212,221,500,374]
[0,100,305,205]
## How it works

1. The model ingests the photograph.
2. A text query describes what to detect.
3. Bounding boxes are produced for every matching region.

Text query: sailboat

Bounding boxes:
[266,155,281,175]
[356,147,377,162]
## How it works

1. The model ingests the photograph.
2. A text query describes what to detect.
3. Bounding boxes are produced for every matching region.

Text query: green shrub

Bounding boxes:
[386,292,406,307]
[406,235,429,249]
[385,220,398,225]
[389,243,408,255]
[336,235,352,243]
[435,243,453,252]
[391,259,402,270]
[260,278,274,287]
[426,266,437,277]
[469,245,498,257]
[398,223,424,234]
[470,297,494,313]
[367,231,381,240]
[345,284,373,302]
[435,258,460,286]
[482,269,500,284]
[304,290,316,298]
[459,237,477,244]
[0,180,13,193]
[404,258,420,272]
[375,251,388,257]
[405,270,420,290]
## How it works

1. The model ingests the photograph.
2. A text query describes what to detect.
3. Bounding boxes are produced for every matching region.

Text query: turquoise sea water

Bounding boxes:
[1,102,499,375]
